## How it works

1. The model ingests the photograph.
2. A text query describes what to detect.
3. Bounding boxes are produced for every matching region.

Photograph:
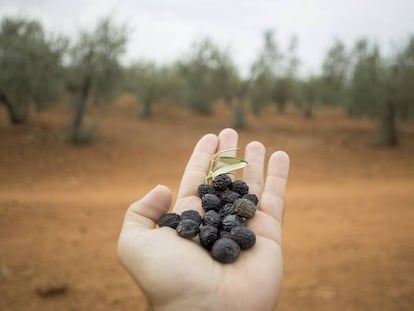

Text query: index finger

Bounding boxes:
[176,133,219,201]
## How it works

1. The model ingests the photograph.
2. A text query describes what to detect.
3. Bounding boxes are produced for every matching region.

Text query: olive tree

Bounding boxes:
[273,35,301,113]
[67,17,128,143]
[377,36,414,146]
[348,38,400,146]
[124,61,187,119]
[394,36,414,121]
[297,76,321,118]
[249,30,283,115]
[348,39,382,116]
[320,39,350,106]
[0,16,66,124]
[179,38,241,115]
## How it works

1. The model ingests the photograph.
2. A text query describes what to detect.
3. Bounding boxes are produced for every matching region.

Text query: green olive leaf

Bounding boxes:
[214,148,240,157]
[217,156,247,165]
[211,165,225,173]
[211,162,248,179]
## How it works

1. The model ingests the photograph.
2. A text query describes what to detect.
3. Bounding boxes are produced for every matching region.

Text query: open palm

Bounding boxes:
[118,129,290,311]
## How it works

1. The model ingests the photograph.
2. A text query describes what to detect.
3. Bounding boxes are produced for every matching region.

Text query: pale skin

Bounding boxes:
[118,128,290,311]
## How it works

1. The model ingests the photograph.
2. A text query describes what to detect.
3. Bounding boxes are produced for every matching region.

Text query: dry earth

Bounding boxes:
[1,96,413,310]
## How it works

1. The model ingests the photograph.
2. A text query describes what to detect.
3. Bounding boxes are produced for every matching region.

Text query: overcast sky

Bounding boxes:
[1,0,413,75]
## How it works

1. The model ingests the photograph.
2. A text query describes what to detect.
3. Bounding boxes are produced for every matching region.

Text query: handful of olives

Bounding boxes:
[159,173,258,264]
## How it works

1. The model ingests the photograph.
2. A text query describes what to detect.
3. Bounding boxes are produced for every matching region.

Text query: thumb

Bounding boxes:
[118,185,172,272]
[122,184,173,233]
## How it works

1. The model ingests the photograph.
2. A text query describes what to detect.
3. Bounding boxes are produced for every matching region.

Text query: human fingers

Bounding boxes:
[174,133,219,214]
[117,185,173,278]
[259,151,290,225]
[173,129,237,214]
[120,185,173,235]
[176,133,219,200]
[217,128,239,154]
[242,141,265,198]
[217,128,239,179]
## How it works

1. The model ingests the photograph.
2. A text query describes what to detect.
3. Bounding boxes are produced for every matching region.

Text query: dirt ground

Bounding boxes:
[1,96,413,310]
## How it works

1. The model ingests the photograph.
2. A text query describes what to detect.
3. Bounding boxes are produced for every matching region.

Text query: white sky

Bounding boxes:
[1,0,413,76]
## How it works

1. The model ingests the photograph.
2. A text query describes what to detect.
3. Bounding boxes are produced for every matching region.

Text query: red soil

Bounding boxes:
[1,96,413,310]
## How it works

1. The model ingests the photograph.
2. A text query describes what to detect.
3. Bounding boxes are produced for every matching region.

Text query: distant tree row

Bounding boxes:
[0,16,127,143]
[1,15,413,146]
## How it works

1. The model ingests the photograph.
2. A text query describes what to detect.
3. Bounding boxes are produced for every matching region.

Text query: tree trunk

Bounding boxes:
[140,91,153,119]
[379,98,398,146]
[277,100,286,114]
[303,100,313,119]
[0,91,29,124]
[378,65,399,147]
[70,74,91,143]
[251,99,261,117]
[232,98,247,130]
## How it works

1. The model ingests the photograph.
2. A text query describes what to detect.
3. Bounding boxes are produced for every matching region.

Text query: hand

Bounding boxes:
[117,128,290,311]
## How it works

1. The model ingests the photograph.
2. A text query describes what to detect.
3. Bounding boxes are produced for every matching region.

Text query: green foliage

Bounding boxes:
[320,39,350,106]
[232,99,247,129]
[346,37,414,146]
[67,17,128,103]
[273,35,301,113]
[205,148,247,184]
[249,73,274,116]
[348,39,383,116]
[394,36,414,120]
[248,32,302,115]
[124,62,160,118]
[179,38,240,114]
[123,62,187,118]
[273,77,290,112]
[67,17,128,143]
[0,16,66,123]
[251,30,283,78]
[297,77,321,118]
[249,30,283,115]
[1,14,413,147]
[158,64,188,105]
[211,50,241,104]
